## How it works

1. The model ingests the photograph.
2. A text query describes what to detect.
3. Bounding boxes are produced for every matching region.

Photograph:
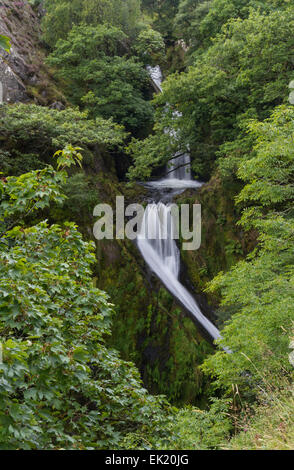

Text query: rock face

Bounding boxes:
[0,0,64,104]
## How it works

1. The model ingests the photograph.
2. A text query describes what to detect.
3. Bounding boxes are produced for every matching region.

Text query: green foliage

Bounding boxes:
[237,106,294,213]
[175,0,291,54]
[0,223,170,449]
[54,145,83,170]
[0,104,125,175]
[202,106,294,396]
[135,28,166,66]
[157,399,232,450]
[47,25,154,133]
[174,0,212,51]
[42,0,143,47]
[130,5,294,180]
[56,173,99,228]
[227,383,294,450]
[127,122,176,180]
[0,34,11,52]
[0,150,45,177]
[0,167,66,237]
[141,0,180,42]
[0,154,172,450]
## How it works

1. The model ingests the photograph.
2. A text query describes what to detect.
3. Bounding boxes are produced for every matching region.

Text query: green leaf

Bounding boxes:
[0,35,11,53]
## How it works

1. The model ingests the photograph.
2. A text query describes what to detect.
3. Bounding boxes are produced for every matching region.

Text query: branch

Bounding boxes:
[165,161,190,176]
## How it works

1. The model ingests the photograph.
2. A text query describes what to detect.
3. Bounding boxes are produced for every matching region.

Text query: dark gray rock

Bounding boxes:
[0,55,28,103]
[0,1,64,105]
[49,101,65,111]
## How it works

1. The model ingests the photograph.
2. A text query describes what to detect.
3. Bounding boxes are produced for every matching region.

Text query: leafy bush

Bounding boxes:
[123,398,232,450]
[0,151,171,450]
[0,104,125,175]
[162,399,232,450]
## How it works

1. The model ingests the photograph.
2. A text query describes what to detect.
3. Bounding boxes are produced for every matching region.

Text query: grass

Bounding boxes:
[225,383,294,450]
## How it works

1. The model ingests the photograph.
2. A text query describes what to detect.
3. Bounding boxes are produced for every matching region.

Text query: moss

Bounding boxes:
[26,77,67,107]
[98,252,214,406]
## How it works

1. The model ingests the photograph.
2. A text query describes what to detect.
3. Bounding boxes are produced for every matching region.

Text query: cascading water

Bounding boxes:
[138,203,180,279]
[137,66,222,343]
[146,65,163,93]
[137,204,221,341]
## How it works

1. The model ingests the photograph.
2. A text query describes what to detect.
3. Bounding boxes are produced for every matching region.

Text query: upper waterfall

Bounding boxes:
[146,65,202,190]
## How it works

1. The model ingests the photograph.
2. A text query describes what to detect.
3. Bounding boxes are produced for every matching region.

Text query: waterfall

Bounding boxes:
[137,205,221,341]
[138,203,180,278]
[146,65,163,93]
[145,68,201,190]
[136,66,223,343]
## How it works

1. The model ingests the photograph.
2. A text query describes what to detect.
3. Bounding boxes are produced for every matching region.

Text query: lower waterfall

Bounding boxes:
[136,66,222,343]
[137,203,221,341]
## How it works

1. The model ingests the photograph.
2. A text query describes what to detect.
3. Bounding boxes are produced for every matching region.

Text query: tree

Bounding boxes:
[42,0,143,47]
[129,6,294,180]
[47,25,154,134]
[174,0,212,50]
[135,28,166,66]
[175,0,291,54]
[0,103,125,175]
[141,0,180,43]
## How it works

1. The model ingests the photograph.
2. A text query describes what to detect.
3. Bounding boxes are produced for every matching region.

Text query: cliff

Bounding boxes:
[0,0,64,105]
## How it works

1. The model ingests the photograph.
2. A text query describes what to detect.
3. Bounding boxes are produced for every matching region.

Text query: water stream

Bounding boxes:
[136,66,222,343]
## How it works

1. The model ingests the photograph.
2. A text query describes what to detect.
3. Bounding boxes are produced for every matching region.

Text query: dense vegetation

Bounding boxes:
[0,0,293,450]
[0,151,171,449]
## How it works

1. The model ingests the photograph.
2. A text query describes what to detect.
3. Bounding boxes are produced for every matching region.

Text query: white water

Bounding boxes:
[136,66,222,342]
[145,178,203,190]
[146,65,163,93]
[138,203,180,278]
